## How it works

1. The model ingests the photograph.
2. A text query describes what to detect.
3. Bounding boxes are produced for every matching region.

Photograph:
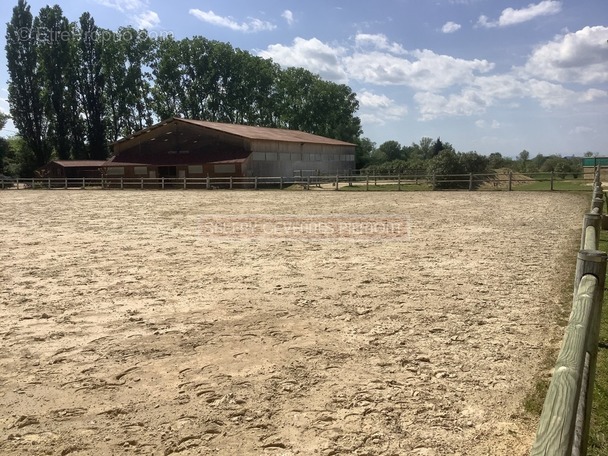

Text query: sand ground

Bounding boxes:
[0,190,587,455]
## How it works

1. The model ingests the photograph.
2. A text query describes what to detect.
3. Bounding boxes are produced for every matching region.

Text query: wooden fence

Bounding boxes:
[0,171,585,191]
[530,167,607,456]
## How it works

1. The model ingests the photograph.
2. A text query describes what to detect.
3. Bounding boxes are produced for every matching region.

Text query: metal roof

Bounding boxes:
[113,117,356,147]
[51,160,108,168]
[582,157,608,167]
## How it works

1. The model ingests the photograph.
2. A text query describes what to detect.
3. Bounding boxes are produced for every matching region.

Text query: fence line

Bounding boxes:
[530,166,607,456]
[0,171,585,191]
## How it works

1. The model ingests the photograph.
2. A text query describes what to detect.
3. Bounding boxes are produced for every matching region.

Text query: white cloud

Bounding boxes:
[355,33,406,54]
[259,29,605,123]
[569,126,594,135]
[477,1,561,28]
[522,26,608,84]
[282,10,294,26]
[476,119,501,129]
[95,0,160,29]
[258,37,348,82]
[442,22,461,34]
[134,10,160,29]
[416,74,607,120]
[357,91,408,125]
[189,9,276,33]
[94,0,147,12]
[415,90,489,120]
[344,49,493,90]
[261,35,492,89]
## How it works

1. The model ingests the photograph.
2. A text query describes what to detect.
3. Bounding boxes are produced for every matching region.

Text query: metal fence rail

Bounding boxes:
[530,167,607,456]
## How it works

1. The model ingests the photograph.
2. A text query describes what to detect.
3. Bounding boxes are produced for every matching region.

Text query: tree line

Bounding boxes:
[3,0,361,176]
[356,137,583,189]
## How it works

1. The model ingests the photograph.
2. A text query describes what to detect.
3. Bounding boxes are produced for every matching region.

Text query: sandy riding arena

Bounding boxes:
[0,190,587,455]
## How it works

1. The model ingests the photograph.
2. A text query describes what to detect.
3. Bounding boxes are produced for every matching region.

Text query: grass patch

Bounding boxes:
[513,178,591,192]
[523,378,552,416]
[589,229,608,455]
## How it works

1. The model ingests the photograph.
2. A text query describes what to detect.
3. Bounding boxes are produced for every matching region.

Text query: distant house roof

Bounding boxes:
[112,117,356,147]
[50,160,107,168]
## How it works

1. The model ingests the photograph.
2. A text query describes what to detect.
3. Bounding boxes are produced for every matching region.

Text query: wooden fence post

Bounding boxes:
[161,177,165,190]
[254,176,258,190]
[48,178,51,189]
[206,175,210,190]
[279,176,283,190]
[16,178,20,189]
[575,250,607,455]
[550,171,554,191]
[229,176,233,190]
[469,173,474,191]
[64,178,68,189]
[508,172,513,191]
[366,175,369,191]
[120,177,124,190]
[82,177,85,189]
[335,174,339,191]
[398,174,401,191]
[593,185,603,200]
[140,178,144,189]
[183,176,187,190]
[581,212,602,250]
[591,197,603,214]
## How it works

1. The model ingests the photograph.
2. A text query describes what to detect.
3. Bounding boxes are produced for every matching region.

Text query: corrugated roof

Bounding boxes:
[178,119,356,146]
[52,160,107,168]
[113,117,356,147]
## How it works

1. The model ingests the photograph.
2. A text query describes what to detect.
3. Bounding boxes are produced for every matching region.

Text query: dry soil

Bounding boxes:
[0,190,587,455]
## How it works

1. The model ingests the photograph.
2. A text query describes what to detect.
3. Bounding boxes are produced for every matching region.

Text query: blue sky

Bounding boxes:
[1,0,607,157]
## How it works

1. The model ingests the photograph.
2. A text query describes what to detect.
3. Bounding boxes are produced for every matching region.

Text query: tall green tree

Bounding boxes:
[36,5,83,159]
[0,112,9,131]
[5,0,50,169]
[101,28,155,141]
[431,137,444,158]
[101,30,128,142]
[273,67,360,143]
[151,35,186,119]
[76,12,107,159]
[121,27,155,132]
[377,140,403,161]
[517,149,530,172]
[355,137,375,169]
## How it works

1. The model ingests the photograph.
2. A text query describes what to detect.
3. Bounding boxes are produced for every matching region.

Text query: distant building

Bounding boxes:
[582,157,608,180]
[38,160,107,178]
[108,117,356,178]
[38,118,357,179]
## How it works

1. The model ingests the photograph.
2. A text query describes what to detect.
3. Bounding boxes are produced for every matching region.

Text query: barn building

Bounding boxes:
[38,160,108,178]
[107,117,356,178]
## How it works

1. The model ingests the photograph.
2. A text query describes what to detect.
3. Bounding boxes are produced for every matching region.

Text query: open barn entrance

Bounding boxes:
[158,166,177,178]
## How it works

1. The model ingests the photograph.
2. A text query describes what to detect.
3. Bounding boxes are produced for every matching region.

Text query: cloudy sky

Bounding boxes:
[1,0,607,156]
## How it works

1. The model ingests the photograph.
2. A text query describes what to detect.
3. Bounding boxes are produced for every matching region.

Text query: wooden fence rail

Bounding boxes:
[0,171,585,191]
[530,166,607,456]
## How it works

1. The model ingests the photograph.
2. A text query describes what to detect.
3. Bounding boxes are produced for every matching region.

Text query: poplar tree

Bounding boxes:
[5,0,50,167]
